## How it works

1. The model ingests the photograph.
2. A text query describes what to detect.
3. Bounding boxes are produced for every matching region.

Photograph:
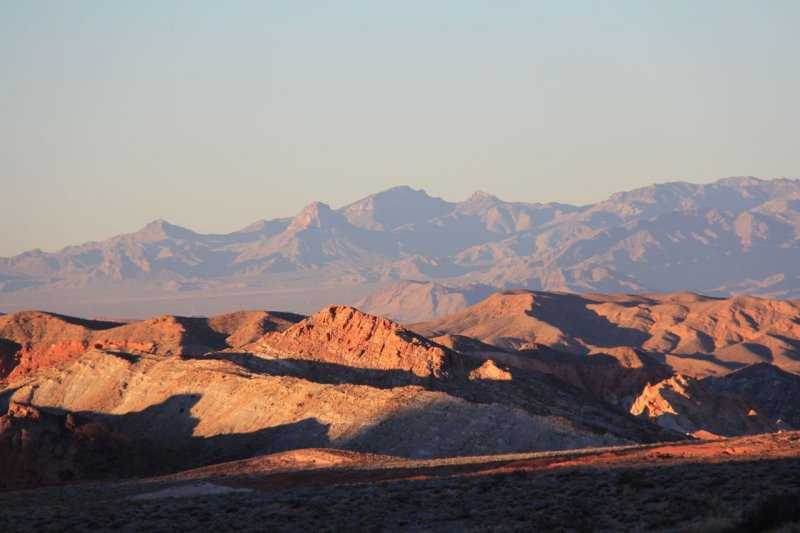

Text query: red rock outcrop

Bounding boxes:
[0,311,118,382]
[6,341,94,382]
[0,310,303,382]
[257,305,462,378]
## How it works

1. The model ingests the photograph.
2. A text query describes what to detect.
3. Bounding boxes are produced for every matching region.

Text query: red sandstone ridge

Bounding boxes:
[256,305,462,378]
[0,311,121,382]
[0,310,303,382]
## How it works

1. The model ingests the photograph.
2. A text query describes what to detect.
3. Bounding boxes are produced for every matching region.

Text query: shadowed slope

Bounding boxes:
[0,401,174,488]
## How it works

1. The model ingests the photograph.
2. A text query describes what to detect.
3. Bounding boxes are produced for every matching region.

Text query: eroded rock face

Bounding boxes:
[468,360,512,381]
[709,363,800,428]
[630,367,799,437]
[0,338,22,377]
[257,305,462,378]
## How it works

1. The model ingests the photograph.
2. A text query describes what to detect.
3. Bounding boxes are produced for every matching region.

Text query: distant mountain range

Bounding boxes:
[2,176,799,318]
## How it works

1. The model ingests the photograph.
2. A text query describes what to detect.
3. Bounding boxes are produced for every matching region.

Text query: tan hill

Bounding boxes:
[354,280,496,322]
[256,305,461,378]
[427,330,669,406]
[0,310,123,345]
[412,289,800,377]
[0,310,303,381]
[97,309,303,356]
[711,363,800,427]
[206,310,302,348]
[522,347,673,407]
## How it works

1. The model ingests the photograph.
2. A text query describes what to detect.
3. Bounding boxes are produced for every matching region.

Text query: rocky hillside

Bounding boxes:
[0,304,681,488]
[4,290,800,489]
[257,305,461,378]
[632,363,800,437]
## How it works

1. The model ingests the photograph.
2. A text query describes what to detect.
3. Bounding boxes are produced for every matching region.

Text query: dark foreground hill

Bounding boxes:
[2,431,799,532]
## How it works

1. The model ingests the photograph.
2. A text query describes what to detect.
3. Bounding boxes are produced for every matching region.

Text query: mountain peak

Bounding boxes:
[132,219,196,242]
[288,202,342,232]
[467,190,496,201]
[341,186,453,230]
[381,185,417,194]
[454,190,505,215]
[714,176,764,187]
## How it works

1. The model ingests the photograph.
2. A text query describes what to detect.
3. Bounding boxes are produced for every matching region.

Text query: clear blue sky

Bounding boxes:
[1,1,799,255]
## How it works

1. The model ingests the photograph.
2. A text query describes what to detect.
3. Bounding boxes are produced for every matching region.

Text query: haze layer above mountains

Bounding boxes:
[2,176,800,319]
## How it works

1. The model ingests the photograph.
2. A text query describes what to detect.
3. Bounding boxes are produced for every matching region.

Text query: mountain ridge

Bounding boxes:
[3,176,800,318]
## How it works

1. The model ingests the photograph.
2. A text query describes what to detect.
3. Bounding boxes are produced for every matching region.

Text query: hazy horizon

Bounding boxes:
[3,1,800,256]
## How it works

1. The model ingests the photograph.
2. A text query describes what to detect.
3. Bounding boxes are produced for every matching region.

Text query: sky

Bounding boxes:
[1,1,799,256]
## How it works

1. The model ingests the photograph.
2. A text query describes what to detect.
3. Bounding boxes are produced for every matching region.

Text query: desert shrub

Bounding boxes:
[683,515,735,533]
[615,469,655,489]
[731,491,800,532]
